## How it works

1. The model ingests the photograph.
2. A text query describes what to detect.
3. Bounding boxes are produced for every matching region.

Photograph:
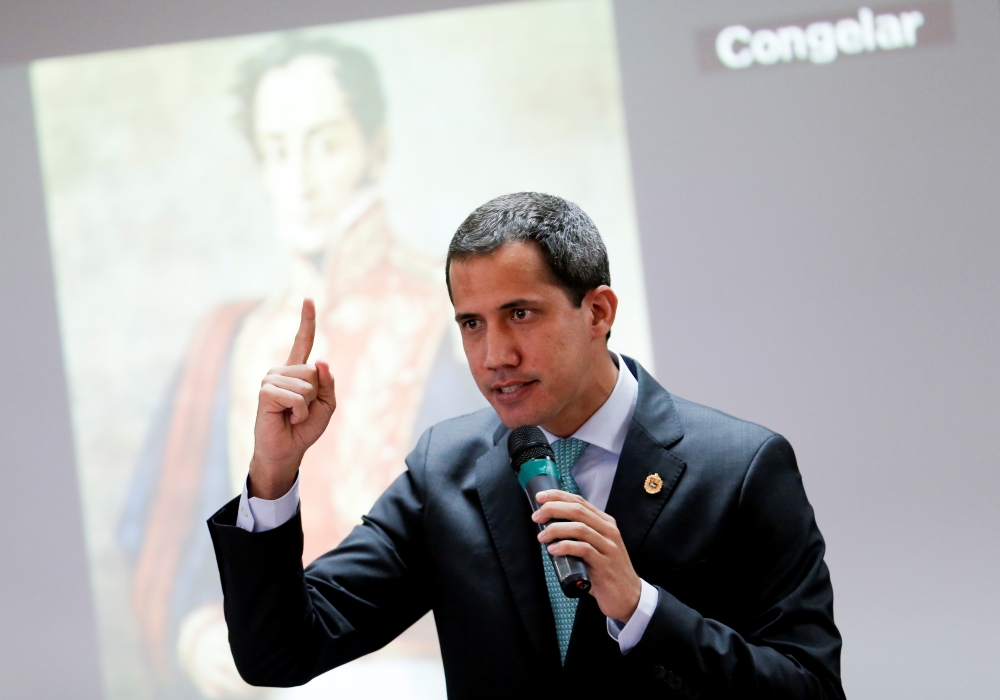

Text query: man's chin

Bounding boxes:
[492,402,550,431]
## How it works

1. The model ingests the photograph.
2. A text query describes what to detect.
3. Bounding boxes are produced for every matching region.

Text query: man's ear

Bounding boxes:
[585,285,618,340]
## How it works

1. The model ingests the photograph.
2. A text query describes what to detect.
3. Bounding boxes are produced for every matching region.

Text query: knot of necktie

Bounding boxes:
[551,438,587,495]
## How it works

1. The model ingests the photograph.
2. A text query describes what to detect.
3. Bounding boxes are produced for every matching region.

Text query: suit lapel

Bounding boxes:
[475,428,560,666]
[604,358,686,556]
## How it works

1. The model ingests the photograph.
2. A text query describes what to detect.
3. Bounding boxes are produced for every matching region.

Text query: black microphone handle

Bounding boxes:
[523,473,592,598]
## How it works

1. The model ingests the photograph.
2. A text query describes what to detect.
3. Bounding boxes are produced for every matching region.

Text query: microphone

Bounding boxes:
[508,425,591,598]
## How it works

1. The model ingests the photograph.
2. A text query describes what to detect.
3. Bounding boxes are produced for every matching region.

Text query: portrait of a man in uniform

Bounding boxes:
[119,37,483,698]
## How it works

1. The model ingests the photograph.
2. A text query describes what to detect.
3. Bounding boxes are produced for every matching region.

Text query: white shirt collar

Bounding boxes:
[540,350,639,456]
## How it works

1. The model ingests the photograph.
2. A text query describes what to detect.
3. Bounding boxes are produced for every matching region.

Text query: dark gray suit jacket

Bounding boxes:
[208,358,844,699]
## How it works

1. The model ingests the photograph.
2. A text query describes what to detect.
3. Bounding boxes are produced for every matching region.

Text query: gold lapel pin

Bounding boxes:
[644,473,663,495]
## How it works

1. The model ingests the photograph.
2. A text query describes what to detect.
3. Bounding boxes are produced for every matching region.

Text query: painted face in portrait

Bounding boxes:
[253,54,385,256]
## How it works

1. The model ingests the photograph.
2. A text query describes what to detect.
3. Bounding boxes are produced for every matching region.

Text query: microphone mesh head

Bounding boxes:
[508,425,554,471]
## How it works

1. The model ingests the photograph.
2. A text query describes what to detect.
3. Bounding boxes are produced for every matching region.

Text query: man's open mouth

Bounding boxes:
[493,380,538,401]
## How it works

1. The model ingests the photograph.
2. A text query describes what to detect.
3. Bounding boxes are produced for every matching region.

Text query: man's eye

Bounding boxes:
[463,319,480,330]
[513,309,528,320]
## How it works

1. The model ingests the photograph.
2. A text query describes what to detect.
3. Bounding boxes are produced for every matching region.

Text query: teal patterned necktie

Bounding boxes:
[542,437,588,664]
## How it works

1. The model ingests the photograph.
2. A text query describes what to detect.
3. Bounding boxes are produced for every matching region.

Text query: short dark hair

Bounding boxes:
[234,35,385,153]
[446,192,612,309]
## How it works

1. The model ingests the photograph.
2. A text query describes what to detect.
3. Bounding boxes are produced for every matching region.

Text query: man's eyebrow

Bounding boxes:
[498,298,536,310]
[305,119,347,139]
[455,299,541,322]
[257,119,345,139]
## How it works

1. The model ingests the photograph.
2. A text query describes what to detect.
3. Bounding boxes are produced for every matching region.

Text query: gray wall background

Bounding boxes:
[0,0,997,698]
[615,2,1000,698]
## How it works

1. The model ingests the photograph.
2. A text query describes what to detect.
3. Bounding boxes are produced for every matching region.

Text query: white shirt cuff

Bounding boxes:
[606,578,658,654]
[236,472,300,533]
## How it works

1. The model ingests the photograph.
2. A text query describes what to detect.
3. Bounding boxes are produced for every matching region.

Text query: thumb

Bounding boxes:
[315,361,337,407]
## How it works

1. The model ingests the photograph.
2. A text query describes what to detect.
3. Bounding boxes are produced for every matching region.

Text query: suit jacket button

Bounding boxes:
[652,665,666,679]
[668,674,683,690]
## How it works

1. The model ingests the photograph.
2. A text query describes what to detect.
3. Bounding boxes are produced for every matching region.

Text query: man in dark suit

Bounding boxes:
[208,193,845,699]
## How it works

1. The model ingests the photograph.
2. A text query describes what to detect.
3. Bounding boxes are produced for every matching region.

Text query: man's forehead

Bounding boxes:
[450,244,566,311]
[254,55,350,133]
[451,242,559,285]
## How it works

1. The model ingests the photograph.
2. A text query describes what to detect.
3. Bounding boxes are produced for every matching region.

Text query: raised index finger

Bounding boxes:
[286,298,316,365]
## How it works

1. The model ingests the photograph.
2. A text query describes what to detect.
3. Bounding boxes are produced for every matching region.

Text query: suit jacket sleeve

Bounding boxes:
[207,429,434,687]
[629,435,844,700]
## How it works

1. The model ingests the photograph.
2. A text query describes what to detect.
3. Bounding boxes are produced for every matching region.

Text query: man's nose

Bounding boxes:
[483,324,519,370]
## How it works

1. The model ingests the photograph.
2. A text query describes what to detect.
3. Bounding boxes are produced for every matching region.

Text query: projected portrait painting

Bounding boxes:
[31,1,653,698]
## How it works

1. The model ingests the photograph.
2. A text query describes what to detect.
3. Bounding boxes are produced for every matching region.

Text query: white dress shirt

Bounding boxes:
[236,350,658,654]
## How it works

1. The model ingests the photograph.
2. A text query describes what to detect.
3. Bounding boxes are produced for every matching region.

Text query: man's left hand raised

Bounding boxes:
[533,490,642,623]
